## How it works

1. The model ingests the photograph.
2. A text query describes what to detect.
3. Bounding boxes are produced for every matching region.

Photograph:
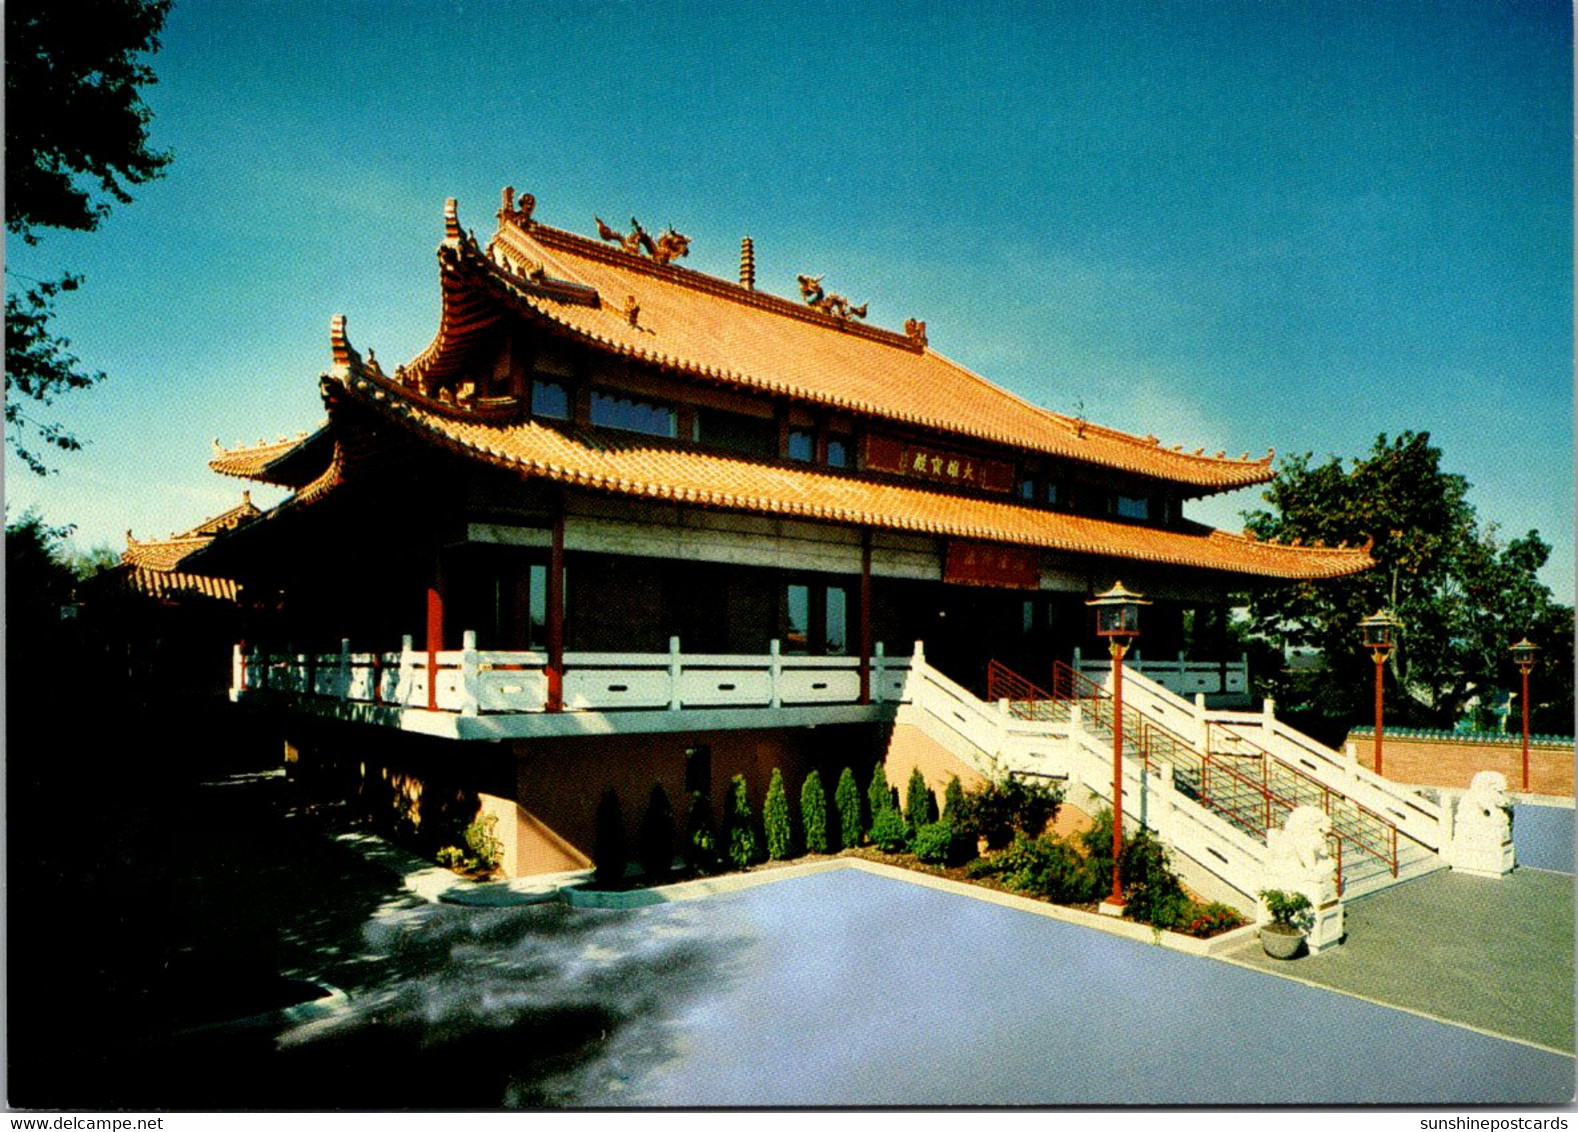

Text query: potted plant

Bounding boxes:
[1257,889,1313,959]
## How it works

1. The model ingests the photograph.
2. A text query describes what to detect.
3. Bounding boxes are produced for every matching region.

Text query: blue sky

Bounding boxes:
[7,0,1572,595]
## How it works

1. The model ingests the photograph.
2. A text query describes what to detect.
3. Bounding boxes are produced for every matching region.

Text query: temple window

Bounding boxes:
[591,389,677,438]
[1045,481,1060,506]
[783,581,850,655]
[787,428,815,462]
[693,406,777,457]
[1117,494,1150,520]
[1019,477,1036,500]
[531,379,570,421]
[826,434,851,468]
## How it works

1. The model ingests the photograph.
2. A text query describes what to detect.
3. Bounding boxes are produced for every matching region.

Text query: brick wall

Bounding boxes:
[1346,731,1574,797]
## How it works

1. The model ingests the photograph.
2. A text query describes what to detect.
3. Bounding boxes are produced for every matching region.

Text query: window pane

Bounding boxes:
[1020,478,1036,500]
[696,406,777,456]
[529,563,548,647]
[532,379,569,420]
[787,428,814,462]
[1117,495,1149,520]
[1045,481,1060,506]
[591,390,676,437]
[827,436,850,468]
[1023,600,1036,636]
[825,587,848,655]
[785,584,809,654]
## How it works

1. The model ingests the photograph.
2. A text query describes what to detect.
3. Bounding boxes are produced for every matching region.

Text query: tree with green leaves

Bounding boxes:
[684,790,721,875]
[593,787,628,886]
[904,767,937,831]
[1243,431,1572,732]
[6,0,173,473]
[834,767,862,850]
[763,768,793,860]
[800,769,829,854]
[866,764,895,833]
[636,781,675,880]
[722,774,761,870]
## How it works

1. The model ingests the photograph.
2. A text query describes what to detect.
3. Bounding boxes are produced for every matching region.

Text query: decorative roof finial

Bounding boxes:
[443,198,462,244]
[595,214,691,264]
[904,319,927,347]
[797,274,867,321]
[740,236,756,291]
[499,185,536,225]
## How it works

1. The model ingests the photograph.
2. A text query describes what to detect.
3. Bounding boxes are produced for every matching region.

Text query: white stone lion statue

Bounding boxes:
[1456,771,1512,846]
[1267,806,1336,882]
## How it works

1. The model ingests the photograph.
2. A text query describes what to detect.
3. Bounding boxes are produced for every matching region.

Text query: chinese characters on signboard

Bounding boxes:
[944,540,1040,589]
[863,435,1015,493]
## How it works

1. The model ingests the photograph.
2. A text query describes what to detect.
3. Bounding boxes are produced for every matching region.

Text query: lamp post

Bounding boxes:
[1087,581,1149,915]
[1358,610,1398,777]
[1510,638,1539,792]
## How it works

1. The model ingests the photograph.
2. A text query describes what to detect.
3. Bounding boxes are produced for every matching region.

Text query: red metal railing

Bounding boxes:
[987,659,1400,891]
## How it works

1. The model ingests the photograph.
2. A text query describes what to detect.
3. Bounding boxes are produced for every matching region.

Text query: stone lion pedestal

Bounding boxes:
[1259,806,1344,955]
[1447,771,1516,878]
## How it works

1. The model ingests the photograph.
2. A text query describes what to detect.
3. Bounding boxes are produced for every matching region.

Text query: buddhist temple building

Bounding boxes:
[183,186,1374,878]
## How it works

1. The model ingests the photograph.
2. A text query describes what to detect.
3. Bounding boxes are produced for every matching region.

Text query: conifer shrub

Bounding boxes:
[636,781,675,880]
[684,790,721,875]
[722,773,762,870]
[834,767,862,849]
[867,764,896,833]
[904,767,938,830]
[800,769,828,855]
[870,805,909,852]
[764,768,794,860]
[941,774,966,823]
[593,787,628,886]
[912,820,955,864]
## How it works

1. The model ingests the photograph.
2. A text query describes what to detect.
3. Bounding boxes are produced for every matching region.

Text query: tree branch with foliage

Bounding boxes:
[1242,431,1571,732]
[4,0,172,473]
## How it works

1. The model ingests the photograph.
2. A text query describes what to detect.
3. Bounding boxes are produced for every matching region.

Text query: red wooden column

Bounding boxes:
[545,506,566,712]
[426,557,445,712]
[859,528,873,704]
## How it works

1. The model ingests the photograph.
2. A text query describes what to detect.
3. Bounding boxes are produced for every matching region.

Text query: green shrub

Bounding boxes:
[764,768,794,860]
[867,764,896,832]
[958,773,1063,849]
[465,814,504,873]
[972,833,1099,903]
[593,788,628,886]
[636,781,675,880]
[870,806,909,852]
[1259,888,1314,932]
[435,845,467,870]
[684,791,721,875]
[904,767,937,830]
[835,767,862,849]
[800,769,828,855]
[722,774,762,870]
[1118,830,1186,925]
[912,820,955,864]
[941,774,966,823]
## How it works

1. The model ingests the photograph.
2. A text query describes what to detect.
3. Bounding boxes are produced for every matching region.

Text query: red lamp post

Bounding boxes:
[1359,610,1398,777]
[1510,638,1539,792]
[1088,581,1149,914]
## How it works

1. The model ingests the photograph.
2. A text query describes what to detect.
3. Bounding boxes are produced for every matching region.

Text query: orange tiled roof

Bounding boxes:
[386,193,1276,494]
[328,365,1370,581]
[119,495,259,600]
[210,427,331,486]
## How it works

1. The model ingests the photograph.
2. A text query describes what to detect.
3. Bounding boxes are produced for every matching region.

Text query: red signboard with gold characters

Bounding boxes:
[864,435,1014,493]
[944,540,1041,589]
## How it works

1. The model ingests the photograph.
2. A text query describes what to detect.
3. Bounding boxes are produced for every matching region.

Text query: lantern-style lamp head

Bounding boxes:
[1088,581,1150,641]
[1359,609,1397,654]
[1510,637,1540,673]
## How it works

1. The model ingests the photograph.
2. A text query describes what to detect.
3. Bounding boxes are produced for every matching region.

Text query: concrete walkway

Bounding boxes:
[1223,867,1575,1054]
